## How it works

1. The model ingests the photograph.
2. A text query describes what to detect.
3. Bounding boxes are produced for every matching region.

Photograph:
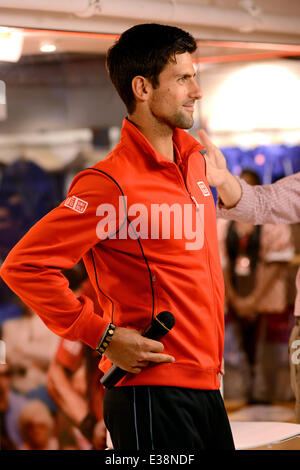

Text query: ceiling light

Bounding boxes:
[40,43,56,53]
[0,27,23,62]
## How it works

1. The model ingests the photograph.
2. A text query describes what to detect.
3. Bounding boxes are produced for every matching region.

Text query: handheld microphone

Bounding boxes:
[100,311,175,389]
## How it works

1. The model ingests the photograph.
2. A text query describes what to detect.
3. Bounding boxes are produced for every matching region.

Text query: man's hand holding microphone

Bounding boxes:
[99,311,176,388]
[105,326,175,374]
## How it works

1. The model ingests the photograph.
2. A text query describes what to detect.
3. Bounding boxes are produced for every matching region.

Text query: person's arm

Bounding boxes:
[47,338,100,444]
[47,358,88,425]
[198,129,300,225]
[16,313,60,370]
[0,169,174,372]
[231,263,283,317]
[47,357,102,444]
[218,175,300,225]
[0,170,114,349]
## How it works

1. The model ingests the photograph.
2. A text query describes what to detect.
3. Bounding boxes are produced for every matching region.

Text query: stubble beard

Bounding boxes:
[171,109,194,129]
[151,107,194,131]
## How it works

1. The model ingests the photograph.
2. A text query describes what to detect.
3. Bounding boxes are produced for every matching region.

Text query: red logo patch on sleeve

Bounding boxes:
[64,196,88,213]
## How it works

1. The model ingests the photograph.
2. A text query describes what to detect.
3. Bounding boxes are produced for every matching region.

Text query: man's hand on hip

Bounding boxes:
[104,326,175,374]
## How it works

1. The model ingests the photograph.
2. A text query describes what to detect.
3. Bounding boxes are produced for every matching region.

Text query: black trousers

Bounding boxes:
[103,386,235,450]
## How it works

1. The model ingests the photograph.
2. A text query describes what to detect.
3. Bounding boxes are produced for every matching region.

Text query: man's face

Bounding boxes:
[148,52,202,130]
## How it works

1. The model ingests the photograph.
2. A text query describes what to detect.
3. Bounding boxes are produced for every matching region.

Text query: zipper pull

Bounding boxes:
[190,195,200,211]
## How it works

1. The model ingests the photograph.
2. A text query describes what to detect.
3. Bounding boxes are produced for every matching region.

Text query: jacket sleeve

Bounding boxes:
[0,170,123,349]
[217,173,300,225]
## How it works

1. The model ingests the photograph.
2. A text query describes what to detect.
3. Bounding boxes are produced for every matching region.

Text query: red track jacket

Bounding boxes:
[1,118,225,389]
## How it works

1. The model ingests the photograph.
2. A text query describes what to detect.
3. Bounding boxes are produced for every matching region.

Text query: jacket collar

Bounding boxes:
[120,117,204,167]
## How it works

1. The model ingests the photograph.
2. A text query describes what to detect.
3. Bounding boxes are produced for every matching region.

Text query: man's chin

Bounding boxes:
[176,117,194,129]
[174,110,195,129]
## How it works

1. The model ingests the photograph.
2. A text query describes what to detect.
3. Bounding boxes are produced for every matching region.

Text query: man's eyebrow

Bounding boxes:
[175,72,197,78]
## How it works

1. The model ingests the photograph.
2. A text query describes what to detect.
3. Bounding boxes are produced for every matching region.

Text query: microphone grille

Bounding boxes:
[156,311,175,330]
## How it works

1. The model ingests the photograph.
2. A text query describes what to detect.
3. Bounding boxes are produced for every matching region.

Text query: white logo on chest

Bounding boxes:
[197,181,210,197]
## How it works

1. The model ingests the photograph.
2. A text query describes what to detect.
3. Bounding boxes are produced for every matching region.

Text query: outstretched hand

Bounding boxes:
[197,129,242,208]
[197,129,228,188]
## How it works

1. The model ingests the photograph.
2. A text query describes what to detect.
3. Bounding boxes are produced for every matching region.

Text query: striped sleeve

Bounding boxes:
[217,173,300,225]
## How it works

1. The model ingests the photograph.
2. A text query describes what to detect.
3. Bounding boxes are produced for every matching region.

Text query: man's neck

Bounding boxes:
[128,115,175,162]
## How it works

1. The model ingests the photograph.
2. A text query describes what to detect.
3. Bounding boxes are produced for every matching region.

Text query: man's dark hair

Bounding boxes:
[106,23,197,114]
[241,168,261,186]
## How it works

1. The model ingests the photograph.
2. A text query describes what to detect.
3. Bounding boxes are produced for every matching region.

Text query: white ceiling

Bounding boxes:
[0,0,300,63]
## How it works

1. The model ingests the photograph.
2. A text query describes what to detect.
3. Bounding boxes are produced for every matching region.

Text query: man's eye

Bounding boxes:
[179,77,186,82]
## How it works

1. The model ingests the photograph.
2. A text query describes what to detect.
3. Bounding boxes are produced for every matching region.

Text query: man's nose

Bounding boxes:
[190,79,203,100]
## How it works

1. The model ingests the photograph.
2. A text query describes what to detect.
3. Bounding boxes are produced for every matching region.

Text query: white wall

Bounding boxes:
[199,58,300,146]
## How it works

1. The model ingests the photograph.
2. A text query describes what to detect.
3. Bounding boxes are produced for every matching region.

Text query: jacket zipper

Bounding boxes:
[174,153,220,371]
[172,156,199,211]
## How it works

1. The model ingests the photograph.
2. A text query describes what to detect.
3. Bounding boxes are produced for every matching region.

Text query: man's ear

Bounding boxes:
[131,76,152,103]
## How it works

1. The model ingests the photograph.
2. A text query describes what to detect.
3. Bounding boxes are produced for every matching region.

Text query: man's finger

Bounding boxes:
[136,360,150,368]
[131,366,143,374]
[143,338,165,353]
[147,353,175,364]
[197,129,214,149]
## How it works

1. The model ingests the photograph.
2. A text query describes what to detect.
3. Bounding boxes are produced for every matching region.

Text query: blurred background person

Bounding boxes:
[2,303,59,403]
[0,158,60,327]
[0,361,28,450]
[18,399,58,450]
[218,169,295,404]
[47,277,107,450]
[47,339,106,450]
[0,197,28,325]
[0,158,59,231]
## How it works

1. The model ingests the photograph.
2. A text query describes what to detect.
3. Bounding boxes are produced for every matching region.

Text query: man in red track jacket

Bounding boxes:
[0,24,235,450]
